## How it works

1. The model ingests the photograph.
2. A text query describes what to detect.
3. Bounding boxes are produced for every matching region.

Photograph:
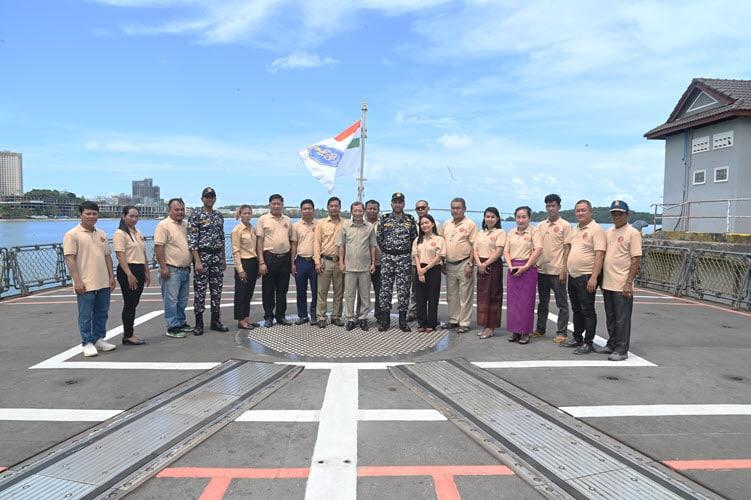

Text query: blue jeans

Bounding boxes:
[160,265,190,329]
[76,288,111,346]
[295,256,317,319]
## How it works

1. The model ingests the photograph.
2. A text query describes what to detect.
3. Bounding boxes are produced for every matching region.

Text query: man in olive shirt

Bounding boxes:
[442,197,478,334]
[314,196,347,328]
[338,201,377,331]
[256,194,293,327]
[291,199,318,325]
[534,194,572,342]
[561,200,606,354]
[154,198,194,338]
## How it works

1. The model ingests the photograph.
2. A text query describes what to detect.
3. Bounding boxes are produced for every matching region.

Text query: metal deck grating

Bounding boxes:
[390,359,721,500]
[0,360,301,499]
[239,320,451,361]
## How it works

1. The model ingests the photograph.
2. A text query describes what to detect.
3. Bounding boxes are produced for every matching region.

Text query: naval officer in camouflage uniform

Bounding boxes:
[188,187,229,335]
[377,192,417,332]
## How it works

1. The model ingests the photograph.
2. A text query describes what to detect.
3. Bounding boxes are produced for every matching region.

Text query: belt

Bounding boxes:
[446,257,469,265]
[296,256,314,261]
[321,254,339,262]
[263,251,289,258]
[382,249,410,256]
[168,265,191,271]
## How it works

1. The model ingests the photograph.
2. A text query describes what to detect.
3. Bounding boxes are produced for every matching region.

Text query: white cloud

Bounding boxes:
[266,52,338,73]
[438,133,472,150]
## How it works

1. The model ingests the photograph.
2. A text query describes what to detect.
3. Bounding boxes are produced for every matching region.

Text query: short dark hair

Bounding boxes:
[482,207,501,230]
[269,194,284,203]
[327,196,341,207]
[79,201,99,213]
[575,199,592,210]
[514,205,532,218]
[365,199,380,208]
[451,197,466,209]
[544,194,561,205]
[350,201,365,211]
[300,198,315,209]
[167,198,184,209]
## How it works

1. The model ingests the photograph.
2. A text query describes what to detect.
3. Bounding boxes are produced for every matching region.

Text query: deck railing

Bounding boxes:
[1,239,750,310]
[652,198,751,234]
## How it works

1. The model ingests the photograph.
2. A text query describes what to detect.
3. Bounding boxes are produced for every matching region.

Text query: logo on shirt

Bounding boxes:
[490,236,496,241]
[583,232,589,239]
[524,236,529,241]
[459,227,465,232]
[618,236,624,242]
[431,241,437,247]
[553,227,560,233]
[284,224,289,229]
[100,236,106,242]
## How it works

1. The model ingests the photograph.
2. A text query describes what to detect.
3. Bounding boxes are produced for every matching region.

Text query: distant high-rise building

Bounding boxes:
[0,151,23,196]
[131,178,161,203]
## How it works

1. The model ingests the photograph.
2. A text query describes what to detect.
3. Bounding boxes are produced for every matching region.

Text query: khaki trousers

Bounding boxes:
[344,271,370,321]
[317,259,344,321]
[446,262,475,327]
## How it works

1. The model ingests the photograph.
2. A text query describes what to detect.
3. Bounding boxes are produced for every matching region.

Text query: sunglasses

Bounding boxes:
[415,206,428,210]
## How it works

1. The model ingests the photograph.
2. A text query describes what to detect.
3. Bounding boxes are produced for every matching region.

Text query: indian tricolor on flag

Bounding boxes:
[298,120,362,194]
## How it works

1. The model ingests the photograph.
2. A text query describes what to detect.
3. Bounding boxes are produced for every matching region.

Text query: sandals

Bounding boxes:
[456,326,470,334]
[508,333,520,342]
[479,330,494,339]
[518,334,530,344]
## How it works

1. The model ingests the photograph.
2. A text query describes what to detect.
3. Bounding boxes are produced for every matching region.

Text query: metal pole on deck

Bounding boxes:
[356,102,368,203]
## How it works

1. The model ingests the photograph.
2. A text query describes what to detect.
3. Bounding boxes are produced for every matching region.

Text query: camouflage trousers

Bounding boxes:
[379,253,412,313]
[193,251,224,314]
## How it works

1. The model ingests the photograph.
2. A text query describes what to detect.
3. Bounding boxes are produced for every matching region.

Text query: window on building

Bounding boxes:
[713,131,733,150]
[691,136,709,154]
[714,166,729,183]
[687,92,719,113]
[693,170,706,185]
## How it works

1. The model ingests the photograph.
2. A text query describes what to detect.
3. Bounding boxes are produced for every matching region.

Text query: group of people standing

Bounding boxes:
[63,188,641,362]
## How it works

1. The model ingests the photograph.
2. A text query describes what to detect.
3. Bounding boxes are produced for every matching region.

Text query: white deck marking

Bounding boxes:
[562,404,751,418]
[0,409,123,421]
[305,365,358,500]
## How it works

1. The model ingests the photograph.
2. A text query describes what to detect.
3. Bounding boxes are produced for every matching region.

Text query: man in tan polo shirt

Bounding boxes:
[154,198,193,338]
[442,197,478,334]
[561,199,606,354]
[256,193,293,328]
[534,194,572,342]
[314,196,347,328]
[291,198,318,325]
[63,201,117,357]
[338,201,377,331]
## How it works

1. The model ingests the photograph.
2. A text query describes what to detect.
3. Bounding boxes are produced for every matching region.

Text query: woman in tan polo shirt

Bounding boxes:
[412,214,446,332]
[503,206,542,344]
[231,205,260,329]
[114,205,150,345]
[473,207,506,339]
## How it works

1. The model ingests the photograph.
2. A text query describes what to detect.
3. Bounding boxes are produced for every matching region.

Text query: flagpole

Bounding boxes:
[356,102,367,203]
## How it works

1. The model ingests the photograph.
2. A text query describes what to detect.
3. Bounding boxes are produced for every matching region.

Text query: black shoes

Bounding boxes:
[378,317,390,331]
[441,322,460,330]
[210,313,229,332]
[264,319,274,328]
[318,320,327,328]
[345,321,357,331]
[237,322,255,330]
[593,344,614,354]
[193,314,204,336]
[359,319,368,331]
[331,318,345,327]
[276,318,292,326]
[122,337,146,345]
[573,343,594,355]
[295,317,310,325]
[398,312,411,332]
[560,338,583,348]
[608,352,628,361]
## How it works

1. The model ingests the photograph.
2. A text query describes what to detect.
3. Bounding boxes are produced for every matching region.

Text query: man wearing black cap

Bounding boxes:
[376,192,417,331]
[597,200,642,361]
[188,187,229,335]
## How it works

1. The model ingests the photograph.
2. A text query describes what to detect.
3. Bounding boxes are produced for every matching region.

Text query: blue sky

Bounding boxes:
[2,0,751,216]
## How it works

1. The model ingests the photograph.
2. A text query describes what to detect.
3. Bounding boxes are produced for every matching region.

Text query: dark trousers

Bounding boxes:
[536,273,569,334]
[603,290,633,355]
[262,252,291,321]
[415,264,441,328]
[234,258,258,320]
[116,263,146,338]
[295,256,317,319]
[370,265,382,319]
[567,274,597,343]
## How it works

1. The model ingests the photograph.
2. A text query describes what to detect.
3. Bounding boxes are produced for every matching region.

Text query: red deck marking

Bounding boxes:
[642,288,751,317]
[199,477,232,500]
[0,467,6,472]
[665,459,751,470]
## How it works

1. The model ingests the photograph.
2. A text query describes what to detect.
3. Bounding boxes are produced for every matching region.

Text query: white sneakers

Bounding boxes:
[82,343,98,357]
[95,339,117,351]
[83,339,117,357]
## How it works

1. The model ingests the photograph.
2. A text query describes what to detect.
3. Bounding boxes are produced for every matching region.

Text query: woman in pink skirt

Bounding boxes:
[503,206,542,344]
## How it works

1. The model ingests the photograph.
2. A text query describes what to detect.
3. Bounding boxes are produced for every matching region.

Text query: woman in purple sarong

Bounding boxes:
[473,207,506,339]
[503,206,542,344]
